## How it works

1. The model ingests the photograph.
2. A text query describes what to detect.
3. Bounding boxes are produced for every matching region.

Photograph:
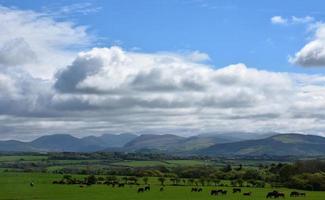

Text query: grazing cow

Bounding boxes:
[267,191,278,198]
[267,191,285,198]
[79,185,84,188]
[300,192,306,197]
[191,188,197,192]
[197,188,203,192]
[243,192,252,196]
[221,190,227,195]
[30,182,34,187]
[233,188,241,193]
[290,191,299,197]
[160,187,164,192]
[137,188,144,193]
[118,183,125,187]
[210,190,218,196]
[144,186,150,191]
[277,193,285,198]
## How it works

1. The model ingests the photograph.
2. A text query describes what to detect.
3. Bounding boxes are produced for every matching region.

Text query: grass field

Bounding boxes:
[0,172,324,200]
[0,155,47,162]
[111,160,213,167]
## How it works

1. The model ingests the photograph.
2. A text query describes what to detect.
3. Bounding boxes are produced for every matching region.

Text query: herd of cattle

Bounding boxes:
[137,186,307,198]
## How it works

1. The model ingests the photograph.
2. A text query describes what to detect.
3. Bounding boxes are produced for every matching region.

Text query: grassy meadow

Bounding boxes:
[0,172,324,200]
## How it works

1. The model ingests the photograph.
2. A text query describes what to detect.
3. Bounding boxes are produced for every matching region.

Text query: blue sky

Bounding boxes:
[2,0,325,74]
[2,1,325,139]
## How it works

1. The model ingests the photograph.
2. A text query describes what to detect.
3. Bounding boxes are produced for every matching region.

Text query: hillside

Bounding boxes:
[0,133,137,152]
[123,134,240,152]
[124,134,185,151]
[199,134,325,156]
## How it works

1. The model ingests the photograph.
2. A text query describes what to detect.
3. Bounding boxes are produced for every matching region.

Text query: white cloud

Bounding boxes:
[289,23,325,66]
[271,16,287,25]
[3,45,325,138]
[292,16,314,24]
[271,15,314,25]
[0,5,92,79]
[2,5,325,139]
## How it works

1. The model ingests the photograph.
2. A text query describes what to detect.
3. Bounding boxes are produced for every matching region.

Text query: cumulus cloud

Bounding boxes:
[0,5,91,78]
[271,16,287,25]
[3,45,325,138]
[271,15,314,25]
[289,23,325,67]
[2,5,325,139]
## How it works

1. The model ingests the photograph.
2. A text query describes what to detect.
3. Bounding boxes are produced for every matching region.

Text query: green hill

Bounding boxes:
[199,134,325,156]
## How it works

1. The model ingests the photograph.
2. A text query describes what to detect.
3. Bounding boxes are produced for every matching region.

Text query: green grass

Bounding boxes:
[0,172,324,200]
[111,160,212,167]
[0,155,48,162]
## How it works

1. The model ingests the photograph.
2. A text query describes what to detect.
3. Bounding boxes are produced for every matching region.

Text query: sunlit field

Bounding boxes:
[0,172,324,200]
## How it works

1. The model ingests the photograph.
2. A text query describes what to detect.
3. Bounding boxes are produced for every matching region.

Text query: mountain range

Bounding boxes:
[0,132,325,156]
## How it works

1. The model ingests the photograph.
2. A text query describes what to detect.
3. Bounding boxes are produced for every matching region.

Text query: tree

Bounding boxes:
[86,175,97,185]
[223,164,232,172]
[143,177,149,185]
[158,177,165,186]
[213,179,220,186]
[122,176,128,184]
[199,178,205,186]
[188,178,195,186]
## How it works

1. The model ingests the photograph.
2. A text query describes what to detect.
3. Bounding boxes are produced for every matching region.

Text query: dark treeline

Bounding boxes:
[49,159,325,191]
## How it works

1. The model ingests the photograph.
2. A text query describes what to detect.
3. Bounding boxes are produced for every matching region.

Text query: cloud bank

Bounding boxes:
[290,23,325,67]
[1,6,325,140]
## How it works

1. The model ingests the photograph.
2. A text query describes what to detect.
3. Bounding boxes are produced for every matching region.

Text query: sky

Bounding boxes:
[1,0,325,140]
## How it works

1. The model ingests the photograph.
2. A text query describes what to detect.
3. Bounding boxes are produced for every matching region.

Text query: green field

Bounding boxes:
[0,172,324,200]
[0,155,48,162]
[112,160,212,167]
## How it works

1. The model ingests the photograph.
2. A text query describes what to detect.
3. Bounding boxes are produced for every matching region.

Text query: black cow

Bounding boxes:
[233,188,241,193]
[243,192,252,196]
[290,191,299,197]
[118,183,125,187]
[210,190,218,195]
[221,190,227,195]
[137,188,144,193]
[144,186,150,191]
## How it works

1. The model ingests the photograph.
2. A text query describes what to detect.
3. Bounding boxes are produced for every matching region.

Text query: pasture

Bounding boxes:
[0,172,324,200]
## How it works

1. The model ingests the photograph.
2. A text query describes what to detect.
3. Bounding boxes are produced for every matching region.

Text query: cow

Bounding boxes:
[118,183,125,187]
[210,190,218,196]
[267,191,279,198]
[233,188,241,193]
[137,188,144,193]
[267,191,285,198]
[160,187,164,192]
[191,188,198,192]
[290,191,299,197]
[30,182,34,187]
[221,190,227,195]
[277,193,285,198]
[243,192,252,196]
[144,185,150,191]
[197,188,203,192]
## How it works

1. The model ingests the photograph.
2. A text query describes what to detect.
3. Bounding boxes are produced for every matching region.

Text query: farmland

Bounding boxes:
[0,153,324,200]
[0,172,324,200]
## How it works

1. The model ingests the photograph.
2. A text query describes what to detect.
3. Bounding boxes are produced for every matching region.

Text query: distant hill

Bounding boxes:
[124,134,185,151]
[0,140,36,152]
[122,134,242,152]
[0,133,137,152]
[1,132,325,156]
[199,134,325,156]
